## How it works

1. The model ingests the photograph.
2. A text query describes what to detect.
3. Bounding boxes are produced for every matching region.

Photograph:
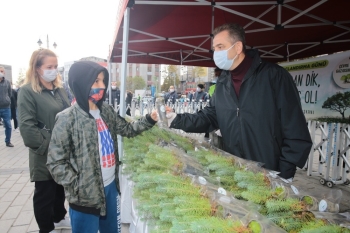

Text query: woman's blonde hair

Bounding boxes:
[24,49,62,93]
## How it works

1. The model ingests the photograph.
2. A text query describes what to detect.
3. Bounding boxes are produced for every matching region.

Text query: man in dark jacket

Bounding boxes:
[166,23,312,180]
[164,85,177,104]
[0,66,14,147]
[110,82,120,108]
[193,84,208,102]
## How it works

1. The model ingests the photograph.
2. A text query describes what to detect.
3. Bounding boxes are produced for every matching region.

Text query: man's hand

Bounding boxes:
[150,109,158,121]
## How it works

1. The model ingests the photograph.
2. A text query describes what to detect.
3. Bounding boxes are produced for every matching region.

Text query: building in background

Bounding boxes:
[60,56,215,95]
[0,64,12,84]
[58,67,64,80]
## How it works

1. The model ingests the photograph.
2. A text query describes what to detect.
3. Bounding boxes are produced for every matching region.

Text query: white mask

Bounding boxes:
[169,88,174,93]
[0,73,4,78]
[196,87,201,92]
[213,42,238,70]
[41,69,57,82]
[112,86,117,90]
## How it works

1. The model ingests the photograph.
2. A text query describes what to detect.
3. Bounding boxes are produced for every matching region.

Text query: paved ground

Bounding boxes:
[0,126,129,233]
[0,123,349,232]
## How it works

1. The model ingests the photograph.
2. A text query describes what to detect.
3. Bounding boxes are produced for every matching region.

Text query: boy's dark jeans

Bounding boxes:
[33,179,67,233]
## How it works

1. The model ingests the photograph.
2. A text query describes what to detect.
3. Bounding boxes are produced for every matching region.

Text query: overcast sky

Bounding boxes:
[1,0,121,82]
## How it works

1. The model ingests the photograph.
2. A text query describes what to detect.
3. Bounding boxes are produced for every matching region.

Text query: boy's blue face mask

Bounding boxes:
[89,88,105,104]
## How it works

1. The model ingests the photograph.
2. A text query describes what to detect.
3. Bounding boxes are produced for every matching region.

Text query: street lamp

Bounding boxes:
[37,34,57,49]
[37,39,43,47]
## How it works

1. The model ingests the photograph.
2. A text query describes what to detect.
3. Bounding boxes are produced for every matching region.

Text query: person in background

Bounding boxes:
[17,49,71,233]
[193,83,208,103]
[208,67,222,98]
[0,66,14,147]
[10,85,19,133]
[47,61,158,233]
[165,23,312,181]
[63,81,74,104]
[164,85,177,104]
[187,90,194,102]
[110,82,120,108]
[126,90,133,116]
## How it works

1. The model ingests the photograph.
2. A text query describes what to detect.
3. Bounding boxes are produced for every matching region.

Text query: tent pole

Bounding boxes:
[108,45,112,106]
[118,6,131,160]
[211,4,214,47]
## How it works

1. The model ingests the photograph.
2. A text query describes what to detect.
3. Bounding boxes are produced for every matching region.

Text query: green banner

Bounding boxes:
[282,60,329,72]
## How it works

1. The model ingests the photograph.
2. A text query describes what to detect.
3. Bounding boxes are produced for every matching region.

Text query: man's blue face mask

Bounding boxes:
[213,42,238,70]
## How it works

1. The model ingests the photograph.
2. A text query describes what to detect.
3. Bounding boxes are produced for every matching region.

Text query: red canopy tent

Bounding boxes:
[110,0,350,67]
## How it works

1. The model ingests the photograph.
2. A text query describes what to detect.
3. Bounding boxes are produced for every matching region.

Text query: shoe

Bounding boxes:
[54,217,71,229]
[6,142,14,147]
[15,128,20,133]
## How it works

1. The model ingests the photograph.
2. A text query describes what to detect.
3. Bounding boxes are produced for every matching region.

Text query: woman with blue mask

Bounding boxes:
[18,49,71,233]
[165,23,312,183]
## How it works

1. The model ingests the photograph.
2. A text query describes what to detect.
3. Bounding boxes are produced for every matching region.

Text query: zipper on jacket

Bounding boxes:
[237,107,239,117]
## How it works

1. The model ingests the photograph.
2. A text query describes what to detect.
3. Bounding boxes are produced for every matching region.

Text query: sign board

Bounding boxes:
[279,51,350,120]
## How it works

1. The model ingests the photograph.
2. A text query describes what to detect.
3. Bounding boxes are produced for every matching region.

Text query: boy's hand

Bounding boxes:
[165,106,173,114]
[150,109,158,121]
[166,112,177,127]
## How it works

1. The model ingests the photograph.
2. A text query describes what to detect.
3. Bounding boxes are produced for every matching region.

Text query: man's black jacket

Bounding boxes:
[170,49,312,179]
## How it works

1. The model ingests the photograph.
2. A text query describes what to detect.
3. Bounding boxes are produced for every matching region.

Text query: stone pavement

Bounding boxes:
[0,126,129,233]
[0,124,349,233]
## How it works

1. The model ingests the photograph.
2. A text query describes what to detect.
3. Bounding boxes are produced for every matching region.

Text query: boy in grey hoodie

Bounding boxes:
[47,61,158,233]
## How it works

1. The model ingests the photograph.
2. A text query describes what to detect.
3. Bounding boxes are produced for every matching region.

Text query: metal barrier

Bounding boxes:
[308,121,350,188]
[124,99,211,116]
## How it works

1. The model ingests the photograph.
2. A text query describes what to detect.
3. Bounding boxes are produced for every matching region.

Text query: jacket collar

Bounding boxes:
[74,102,105,119]
[74,103,91,118]
[217,49,262,86]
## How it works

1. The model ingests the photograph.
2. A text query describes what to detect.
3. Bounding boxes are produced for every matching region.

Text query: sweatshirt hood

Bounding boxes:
[68,61,109,114]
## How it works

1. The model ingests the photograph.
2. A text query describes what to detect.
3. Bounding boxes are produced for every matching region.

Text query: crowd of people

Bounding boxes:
[1,22,311,233]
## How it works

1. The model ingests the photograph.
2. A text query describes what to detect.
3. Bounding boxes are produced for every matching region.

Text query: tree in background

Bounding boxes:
[192,66,207,82]
[125,76,146,92]
[340,74,350,83]
[322,91,350,119]
[160,65,179,91]
[16,68,26,87]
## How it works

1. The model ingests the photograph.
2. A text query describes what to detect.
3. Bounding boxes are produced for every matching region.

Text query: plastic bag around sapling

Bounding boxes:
[298,188,342,213]
[311,211,350,227]
[209,146,267,172]
[187,174,223,199]
[167,144,208,176]
[155,97,168,128]
[211,191,263,220]
[269,182,292,200]
[240,211,287,233]
[266,170,304,200]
